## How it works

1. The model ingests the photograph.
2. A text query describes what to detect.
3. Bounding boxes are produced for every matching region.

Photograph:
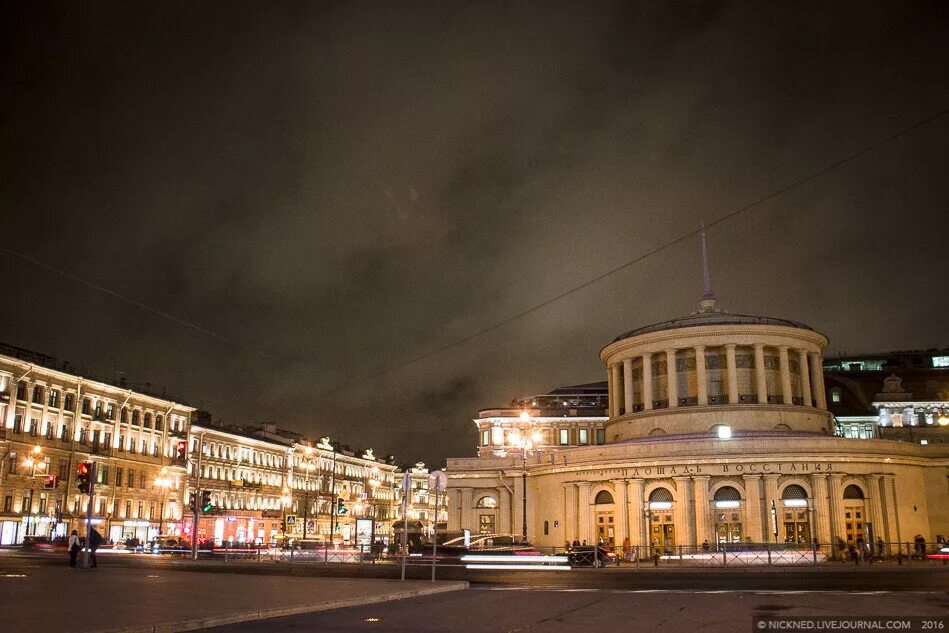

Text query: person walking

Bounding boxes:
[623,537,632,562]
[88,527,103,568]
[68,530,81,570]
[571,538,580,547]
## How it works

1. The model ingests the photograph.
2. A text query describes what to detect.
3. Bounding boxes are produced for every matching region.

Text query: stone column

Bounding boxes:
[725,345,738,404]
[611,363,623,416]
[577,482,593,544]
[881,475,900,545]
[607,365,616,418]
[827,474,844,542]
[642,353,654,411]
[629,478,645,547]
[673,477,693,547]
[460,488,472,533]
[666,349,679,408]
[692,476,710,547]
[763,474,781,541]
[563,483,578,543]
[868,475,885,544]
[778,347,793,405]
[809,353,827,409]
[623,358,634,415]
[695,346,708,406]
[798,350,812,407]
[742,474,763,542]
[810,474,831,544]
[754,344,768,403]
[498,486,512,534]
[613,479,629,546]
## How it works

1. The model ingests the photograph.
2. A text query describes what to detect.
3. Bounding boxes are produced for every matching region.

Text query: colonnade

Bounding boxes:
[606,345,827,418]
[558,472,894,548]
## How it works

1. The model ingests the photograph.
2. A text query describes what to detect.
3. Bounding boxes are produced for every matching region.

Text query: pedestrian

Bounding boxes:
[88,527,103,568]
[875,537,885,560]
[623,537,632,562]
[701,540,710,552]
[68,530,81,569]
[582,540,587,546]
[572,538,580,547]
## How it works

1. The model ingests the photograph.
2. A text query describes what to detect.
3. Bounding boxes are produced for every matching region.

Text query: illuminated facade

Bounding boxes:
[0,344,193,545]
[446,292,949,552]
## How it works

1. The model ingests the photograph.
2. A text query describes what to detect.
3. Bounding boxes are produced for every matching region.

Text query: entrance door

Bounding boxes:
[714,511,742,544]
[843,506,865,543]
[595,511,615,548]
[650,512,675,553]
[782,508,811,544]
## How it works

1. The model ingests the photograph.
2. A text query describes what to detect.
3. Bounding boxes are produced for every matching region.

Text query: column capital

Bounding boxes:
[741,473,763,481]
[576,481,592,489]
[692,474,711,481]
[724,343,737,350]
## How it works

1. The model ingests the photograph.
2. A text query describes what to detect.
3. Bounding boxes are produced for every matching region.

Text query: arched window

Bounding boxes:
[594,490,614,504]
[475,496,497,508]
[714,486,741,501]
[650,488,673,502]
[782,484,807,499]
[132,410,140,425]
[843,484,865,500]
[714,485,741,508]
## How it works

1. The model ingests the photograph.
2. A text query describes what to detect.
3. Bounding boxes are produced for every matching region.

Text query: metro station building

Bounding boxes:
[445,292,949,551]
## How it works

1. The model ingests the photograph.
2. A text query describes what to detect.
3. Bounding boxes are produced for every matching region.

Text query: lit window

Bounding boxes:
[595,428,606,444]
[578,429,589,444]
[558,429,569,445]
[831,389,842,403]
[481,429,490,446]
[932,356,949,368]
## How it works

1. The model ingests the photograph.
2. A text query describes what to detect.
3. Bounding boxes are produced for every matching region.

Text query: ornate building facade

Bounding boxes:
[445,293,949,552]
[0,344,193,545]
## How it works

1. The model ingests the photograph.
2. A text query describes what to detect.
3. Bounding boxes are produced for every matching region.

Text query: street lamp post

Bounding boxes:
[155,467,173,536]
[280,487,292,547]
[510,412,540,544]
[300,447,316,541]
[22,445,46,537]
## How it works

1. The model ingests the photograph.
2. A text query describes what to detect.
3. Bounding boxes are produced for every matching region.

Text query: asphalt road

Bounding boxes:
[4,549,949,591]
[206,587,949,633]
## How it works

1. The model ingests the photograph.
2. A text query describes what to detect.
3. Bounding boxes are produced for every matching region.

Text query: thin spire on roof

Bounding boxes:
[698,222,719,313]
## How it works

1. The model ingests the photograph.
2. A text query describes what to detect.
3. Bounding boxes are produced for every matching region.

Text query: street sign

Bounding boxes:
[286,514,297,526]
[429,470,447,493]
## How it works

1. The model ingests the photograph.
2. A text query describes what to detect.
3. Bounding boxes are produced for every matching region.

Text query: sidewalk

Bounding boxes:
[0,564,467,633]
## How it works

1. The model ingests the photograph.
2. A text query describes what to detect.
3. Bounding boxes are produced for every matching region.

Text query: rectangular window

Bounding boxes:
[137,501,143,518]
[578,429,589,445]
[22,496,30,513]
[79,428,87,445]
[127,470,134,487]
[60,425,67,440]
[479,514,496,535]
[29,419,37,435]
[13,415,21,434]
[139,473,145,489]
[16,382,25,400]
[58,460,67,481]
[125,500,132,518]
[596,428,606,444]
[3,496,10,512]
[482,429,490,446]
[94,401,102,418]
[97,466,109,485]
[38,494,47,514]
[140,440,147,454]
[115,468,123,487]
[104,432,112,450]
[6,456,15,475]
[48,390,59,408]
[117,435,124,451]
[559,429,569,445]
[45,423,53,439]
[81,399,90,415]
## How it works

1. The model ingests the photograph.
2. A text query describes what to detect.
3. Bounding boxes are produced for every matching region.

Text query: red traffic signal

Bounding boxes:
[43,475,57,489]
[76,461,92,493]
[175,440,187,460]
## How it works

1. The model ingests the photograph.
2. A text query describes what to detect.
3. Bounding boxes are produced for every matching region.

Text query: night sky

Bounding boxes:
[2,2,947,467]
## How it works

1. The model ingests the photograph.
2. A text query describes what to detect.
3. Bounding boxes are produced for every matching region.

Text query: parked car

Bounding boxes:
[567,546,617,568]
[21,535,60,552]
[147,536,190,554]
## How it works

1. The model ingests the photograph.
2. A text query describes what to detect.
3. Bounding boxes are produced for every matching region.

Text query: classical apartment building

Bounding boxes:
[0,344,194,545]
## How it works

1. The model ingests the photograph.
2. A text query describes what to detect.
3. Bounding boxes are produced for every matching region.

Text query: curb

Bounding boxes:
[91,581,469,633]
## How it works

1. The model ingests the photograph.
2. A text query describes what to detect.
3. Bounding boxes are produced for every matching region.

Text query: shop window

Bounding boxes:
[478,514,496,535]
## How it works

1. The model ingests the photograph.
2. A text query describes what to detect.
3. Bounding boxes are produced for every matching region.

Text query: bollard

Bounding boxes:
[594,545,599,569]
[766,542,772,566]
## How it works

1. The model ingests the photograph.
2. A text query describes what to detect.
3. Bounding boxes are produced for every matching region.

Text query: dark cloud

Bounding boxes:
[1,1,947,466]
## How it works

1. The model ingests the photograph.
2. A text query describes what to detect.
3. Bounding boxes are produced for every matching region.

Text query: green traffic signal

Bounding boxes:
[201,491,212,513]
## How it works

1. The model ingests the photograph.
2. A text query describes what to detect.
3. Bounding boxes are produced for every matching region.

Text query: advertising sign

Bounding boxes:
[355,518,373,547]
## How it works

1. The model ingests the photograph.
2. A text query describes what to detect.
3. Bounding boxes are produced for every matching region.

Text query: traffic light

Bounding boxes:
[201,490,212,513]
[43,475,57,490]
[280,519,287,533]
[336,498,347,515]
[175,440,186,461]
[76,462,92,494]
[189,494,197,513]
